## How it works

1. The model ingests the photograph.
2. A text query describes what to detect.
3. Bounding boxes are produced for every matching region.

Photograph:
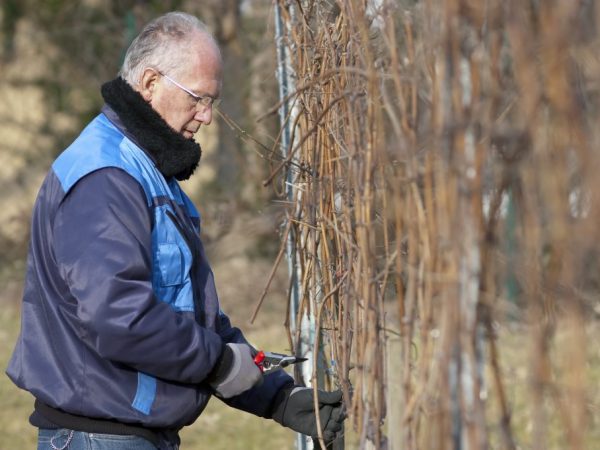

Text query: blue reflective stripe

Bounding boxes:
[132,372,157,415]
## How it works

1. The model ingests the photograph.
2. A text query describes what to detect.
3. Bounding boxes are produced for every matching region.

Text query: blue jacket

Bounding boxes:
[6,108,292,429]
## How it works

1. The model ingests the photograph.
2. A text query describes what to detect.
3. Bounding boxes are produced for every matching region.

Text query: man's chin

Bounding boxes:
[182,130,194,139]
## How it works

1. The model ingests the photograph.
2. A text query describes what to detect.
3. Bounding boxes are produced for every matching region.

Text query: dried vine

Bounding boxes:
[266,1,600,448]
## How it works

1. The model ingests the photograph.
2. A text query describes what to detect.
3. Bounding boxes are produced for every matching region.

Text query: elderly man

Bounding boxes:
[6,11,344,450]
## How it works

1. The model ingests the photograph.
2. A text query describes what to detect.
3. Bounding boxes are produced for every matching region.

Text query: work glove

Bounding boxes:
[271,386,346,443]
[208,343,263,398]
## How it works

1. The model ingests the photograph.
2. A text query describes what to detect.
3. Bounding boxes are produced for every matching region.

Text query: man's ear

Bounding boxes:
[138,68,160,101]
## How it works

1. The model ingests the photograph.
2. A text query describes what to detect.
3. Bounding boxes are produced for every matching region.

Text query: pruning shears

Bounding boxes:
[254,350,308,374]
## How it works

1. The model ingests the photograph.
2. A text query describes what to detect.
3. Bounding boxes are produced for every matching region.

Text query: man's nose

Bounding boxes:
[195,106,213,125]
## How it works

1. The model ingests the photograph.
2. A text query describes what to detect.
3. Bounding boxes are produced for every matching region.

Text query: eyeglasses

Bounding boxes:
[159,71,221,109]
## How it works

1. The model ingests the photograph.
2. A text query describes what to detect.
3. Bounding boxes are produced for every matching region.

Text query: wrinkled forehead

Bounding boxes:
[173,32,223,94]
[186,32,222,73]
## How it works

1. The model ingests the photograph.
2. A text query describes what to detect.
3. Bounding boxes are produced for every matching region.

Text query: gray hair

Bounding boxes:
[120,12,217,85]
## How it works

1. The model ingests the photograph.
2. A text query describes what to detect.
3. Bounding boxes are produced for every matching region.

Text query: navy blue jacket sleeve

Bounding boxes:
[52,167,224,384]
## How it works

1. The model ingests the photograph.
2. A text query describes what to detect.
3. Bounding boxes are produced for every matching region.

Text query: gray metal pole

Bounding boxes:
[274,3,313,449]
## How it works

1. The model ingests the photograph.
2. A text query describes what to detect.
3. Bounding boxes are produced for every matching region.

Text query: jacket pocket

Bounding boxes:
[156,243,185,286]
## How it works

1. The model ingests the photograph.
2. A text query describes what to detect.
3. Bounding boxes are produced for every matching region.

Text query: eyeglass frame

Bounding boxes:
[158,70,221,110]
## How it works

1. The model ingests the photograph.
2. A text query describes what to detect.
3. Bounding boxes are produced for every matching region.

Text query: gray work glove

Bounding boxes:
[208,343,263,398]
[271,386,346,443]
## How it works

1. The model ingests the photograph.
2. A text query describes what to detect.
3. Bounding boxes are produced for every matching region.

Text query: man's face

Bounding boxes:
[146,35,223,139]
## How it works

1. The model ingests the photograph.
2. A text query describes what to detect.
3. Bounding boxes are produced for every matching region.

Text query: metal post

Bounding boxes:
[274,2,313,449]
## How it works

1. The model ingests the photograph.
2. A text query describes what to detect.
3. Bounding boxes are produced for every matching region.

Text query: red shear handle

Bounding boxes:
[254,350,266,372]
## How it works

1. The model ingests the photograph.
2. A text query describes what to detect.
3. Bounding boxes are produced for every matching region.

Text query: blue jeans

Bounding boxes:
[37,429,179,450]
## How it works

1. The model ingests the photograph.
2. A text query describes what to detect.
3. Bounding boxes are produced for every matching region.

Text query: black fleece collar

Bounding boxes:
[101,77,201,181]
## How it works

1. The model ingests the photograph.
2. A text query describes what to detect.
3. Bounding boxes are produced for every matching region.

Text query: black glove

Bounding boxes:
[271,386,346,442]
